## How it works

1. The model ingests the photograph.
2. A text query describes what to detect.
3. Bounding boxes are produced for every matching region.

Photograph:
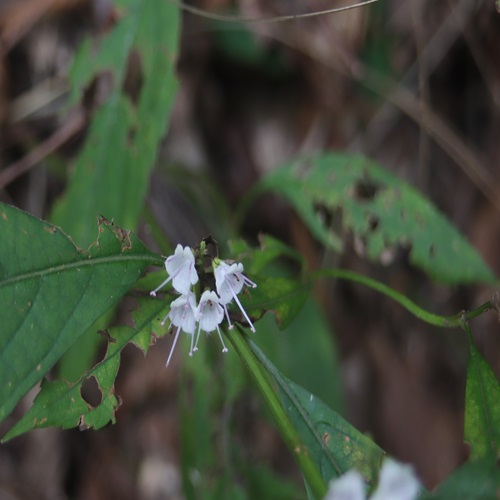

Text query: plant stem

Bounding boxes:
[225,327,328,499]
[312,268,493,328]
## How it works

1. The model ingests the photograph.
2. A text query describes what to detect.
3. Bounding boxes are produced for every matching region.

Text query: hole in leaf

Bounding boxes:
[368,214,379,232]
[314,202,334,227]
[81,376,102,409]
[429,244,436,257]
[353,179,382,201]
[82,71,115,112]
[123,49,143,106]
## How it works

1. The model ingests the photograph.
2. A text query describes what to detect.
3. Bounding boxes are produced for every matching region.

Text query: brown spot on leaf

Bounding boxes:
[322,432,330,446]
[96,214,132,251]
[98,329,117,343]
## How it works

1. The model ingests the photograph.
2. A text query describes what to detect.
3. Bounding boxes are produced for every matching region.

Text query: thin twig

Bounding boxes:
[262,17,500,213]
[172,0,380,24]
[0,109,85,189]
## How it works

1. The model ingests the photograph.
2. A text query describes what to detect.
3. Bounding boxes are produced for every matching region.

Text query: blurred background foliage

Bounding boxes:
[0,0,499,498]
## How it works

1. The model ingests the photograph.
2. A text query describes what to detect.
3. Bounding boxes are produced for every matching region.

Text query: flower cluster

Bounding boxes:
[150,244,257,366]
[324,458,421,500]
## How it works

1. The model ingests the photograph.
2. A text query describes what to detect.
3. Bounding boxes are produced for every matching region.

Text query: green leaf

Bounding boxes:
[239,275,309,330]
[252,234,305,274]
[0,204,156,426]
[257,152,495,284]
[224,238,309,330]
[227,332,328,499]
[256,298,343,412]
[422,457,500,499]
[464,329,500,461]
[52,0,180,247]
[3,298,167,441]
[51,0,179,379]
[250,341,385,485]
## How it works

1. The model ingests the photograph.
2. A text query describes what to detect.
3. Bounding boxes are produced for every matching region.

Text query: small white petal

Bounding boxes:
[324,470,366,500]
[163,292,198,367]
[165,244,198,295]
[213,260,257,331]
[194,290,228,353]
[370,459,421,500]
[197,290,224,332]
[214,261,246,304]
[168,292,197,334]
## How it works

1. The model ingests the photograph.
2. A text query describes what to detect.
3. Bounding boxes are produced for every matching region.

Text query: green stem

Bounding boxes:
[311,268,493,328]
[225,327,328,500]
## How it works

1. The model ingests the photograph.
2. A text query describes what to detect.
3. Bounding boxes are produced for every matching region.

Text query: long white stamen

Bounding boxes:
[150,275,172,297]
[151,258,194,297]
[166,324,182,366]
[231,287,255,332]
[221,302,234,330]
[243,275,257,288]
[194,317,203,352]
[216,325,228,353]
[189,329,195,356]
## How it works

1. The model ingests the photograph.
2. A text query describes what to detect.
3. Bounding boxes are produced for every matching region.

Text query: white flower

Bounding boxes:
[214,260,257,332]
[194,290,228,354]
[324,459,421,500]
[161,291,197,366]
[150,244,198,296]
[324,470,365,500]
[370,459,420,500]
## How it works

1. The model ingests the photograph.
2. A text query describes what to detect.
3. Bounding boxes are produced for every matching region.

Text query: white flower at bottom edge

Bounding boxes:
[162,291,197,367]
[213,260,257,332]
[324,459,421,500]
[370,459,421,500]
[150,244,198,297]
[324,470,366,500]
[193,290,228,354]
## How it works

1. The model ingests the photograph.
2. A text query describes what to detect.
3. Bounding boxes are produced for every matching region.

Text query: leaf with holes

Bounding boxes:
[0,203,157,428]
[50,0,179,380]
[52,0,180,247]
[3,298,168,441]
[257,153,495,284]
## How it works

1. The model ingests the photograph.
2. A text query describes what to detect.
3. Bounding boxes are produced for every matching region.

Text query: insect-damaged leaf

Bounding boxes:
[0,204,155,427]
[258,153,495,284]
[3,298,166,441]
[52,0,180,247]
